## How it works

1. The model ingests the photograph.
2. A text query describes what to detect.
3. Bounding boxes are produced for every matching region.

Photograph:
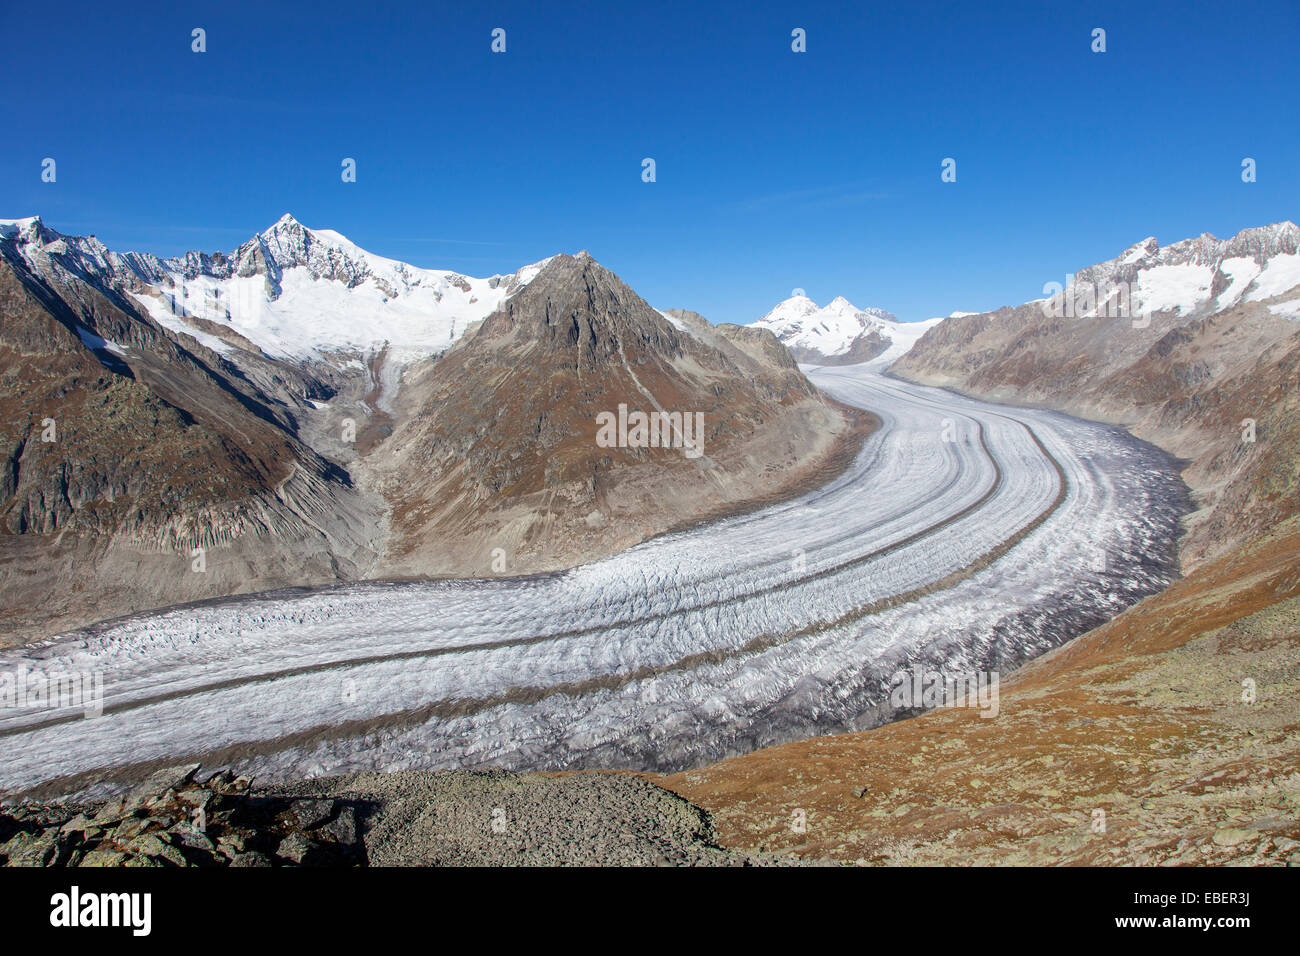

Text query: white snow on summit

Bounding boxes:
[752,294,939,365]
[927,221,1300,332]
[142,215,553,363]
[752,295,890,355]
[1072,221,1300,320]
[1,214,551,365]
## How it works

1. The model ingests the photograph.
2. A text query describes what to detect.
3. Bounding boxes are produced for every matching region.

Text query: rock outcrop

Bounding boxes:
[0,765,796,867]
[0,764,362,868]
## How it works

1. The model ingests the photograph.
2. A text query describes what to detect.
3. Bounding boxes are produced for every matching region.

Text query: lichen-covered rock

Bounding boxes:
[0,769,363,868]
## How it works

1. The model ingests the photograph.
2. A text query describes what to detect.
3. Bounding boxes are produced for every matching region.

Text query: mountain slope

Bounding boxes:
[0,226,384,641]
[893,221,1300,568]
[367,253,869,575]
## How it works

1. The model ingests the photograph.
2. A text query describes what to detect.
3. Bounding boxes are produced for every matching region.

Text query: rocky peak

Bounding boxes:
[0,216,52,246]
[486,251,684,364]
[228,215,371,291]
[1079,220,1300,289]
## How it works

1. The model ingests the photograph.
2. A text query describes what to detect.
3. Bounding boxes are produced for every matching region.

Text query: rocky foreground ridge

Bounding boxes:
[0,763,792,867]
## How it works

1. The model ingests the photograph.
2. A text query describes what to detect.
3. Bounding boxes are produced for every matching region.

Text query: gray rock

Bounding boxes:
[112,816,148,841]
[122,833,188,867]
[274,832,319,865]
[288,798,336,831]
[78,849,129,867]
[216,830,252,856]
[122,764,201,812]
[2,829,58,867]
[91,797,128,825]
[59,814,102,840]
[268,768,798,867]
[229,851,273,867]
[177,789,214,813]
[317,806,358,845]
[166,827,219,861]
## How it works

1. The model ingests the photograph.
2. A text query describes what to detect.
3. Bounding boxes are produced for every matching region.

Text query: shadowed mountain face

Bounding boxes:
[0,235,384,643]
[367,253,860,576]
[893,221,1300,568]
[0,221,854,642]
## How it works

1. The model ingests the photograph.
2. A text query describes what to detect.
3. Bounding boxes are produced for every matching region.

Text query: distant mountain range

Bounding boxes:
[0,215,861,642]
[0,213,549,370]
[5,211,1298,642]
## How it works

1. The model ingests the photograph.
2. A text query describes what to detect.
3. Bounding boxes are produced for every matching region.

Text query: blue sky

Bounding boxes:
[2,0,1296,323]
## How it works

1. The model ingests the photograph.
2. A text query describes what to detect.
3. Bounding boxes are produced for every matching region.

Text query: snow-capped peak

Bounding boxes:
[751,293,937,365]
[1067,220,1300,319]
[0,215,43,240]
[2,214,553,363]
[753,294,897,353]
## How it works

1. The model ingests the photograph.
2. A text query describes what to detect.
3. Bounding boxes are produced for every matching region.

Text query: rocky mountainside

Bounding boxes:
[0,226,383,642]
[368,253,865,576]
[0,217,857,642]
[893,221,1300,567]
[751,294,941,365]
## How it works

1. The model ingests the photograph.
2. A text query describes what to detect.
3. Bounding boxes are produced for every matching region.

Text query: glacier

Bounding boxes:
[0,361,1188,797]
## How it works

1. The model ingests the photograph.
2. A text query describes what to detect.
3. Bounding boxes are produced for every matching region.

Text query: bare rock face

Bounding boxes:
[0,766,364,868]
[892,221,1300,568]
[666,309,828,380]
[367,254,857,576]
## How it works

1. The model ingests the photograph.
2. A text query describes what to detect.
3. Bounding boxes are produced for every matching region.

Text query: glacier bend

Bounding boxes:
[0,362,1189,796]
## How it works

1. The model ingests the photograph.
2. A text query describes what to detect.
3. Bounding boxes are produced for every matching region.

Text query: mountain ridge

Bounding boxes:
[0,216,860,642]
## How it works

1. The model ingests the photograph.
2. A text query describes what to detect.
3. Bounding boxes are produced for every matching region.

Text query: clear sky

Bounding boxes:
[2,0,1296,323]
